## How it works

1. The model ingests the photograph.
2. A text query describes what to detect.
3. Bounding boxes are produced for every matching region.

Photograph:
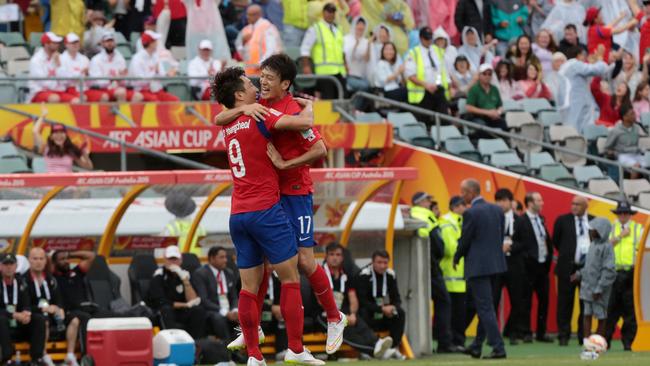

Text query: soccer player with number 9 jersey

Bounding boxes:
[212,67,324,366]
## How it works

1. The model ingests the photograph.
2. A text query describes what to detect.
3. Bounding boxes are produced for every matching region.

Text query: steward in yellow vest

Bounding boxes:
[605,201,642,349]
[439,196,468,350]
[164,192,206,256]
[409,192,456,352]
[404,26,450,119]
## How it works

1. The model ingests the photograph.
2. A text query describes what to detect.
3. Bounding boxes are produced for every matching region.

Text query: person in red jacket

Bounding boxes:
[630,0,650,64]
[153,0,187,48]
[591,76,632,127]
[584,6,637,63]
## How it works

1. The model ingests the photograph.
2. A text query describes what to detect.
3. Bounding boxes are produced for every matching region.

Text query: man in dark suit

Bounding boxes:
[512,192,553,343]
[553,196,592,346]
[454,178,507,359]
[192,246,239,341]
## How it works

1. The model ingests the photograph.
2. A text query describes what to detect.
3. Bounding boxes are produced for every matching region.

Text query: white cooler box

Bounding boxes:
[153,329,195,366]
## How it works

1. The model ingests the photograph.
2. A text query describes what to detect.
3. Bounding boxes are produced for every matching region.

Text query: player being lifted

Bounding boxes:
[215,54,347,355]
[212,67,325,366]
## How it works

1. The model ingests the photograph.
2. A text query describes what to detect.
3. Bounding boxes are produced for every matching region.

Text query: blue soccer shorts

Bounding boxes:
[229,202,298,269]
[280,194,315,248]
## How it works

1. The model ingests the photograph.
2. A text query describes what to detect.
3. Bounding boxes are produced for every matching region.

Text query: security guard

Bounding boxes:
[405,26,450,122]
[439,196,467,351]
[163,191,206,256]
[300,2,347,99]
[606,201,642,350]
[410,192,454,353]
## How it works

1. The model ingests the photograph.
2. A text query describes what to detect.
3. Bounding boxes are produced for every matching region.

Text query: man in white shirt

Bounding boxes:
[88,31,143,102]
[188,40,223,101]
[235,4,283,77]
[513,192,553,343]
[58,33,90,99]
[29,32,79,103]
[128,30,179,102]
[404,27,449,120]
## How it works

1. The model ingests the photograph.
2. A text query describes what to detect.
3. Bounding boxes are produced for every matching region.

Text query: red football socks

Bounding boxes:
[309,265,341,322]
[281,282,304,354]
[238,290,263,361]
[256,267,270,316]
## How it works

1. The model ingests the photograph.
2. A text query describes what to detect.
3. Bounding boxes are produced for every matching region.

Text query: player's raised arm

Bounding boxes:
[267,139,327,170]
[274,98,314,131]
[214,103,270,125]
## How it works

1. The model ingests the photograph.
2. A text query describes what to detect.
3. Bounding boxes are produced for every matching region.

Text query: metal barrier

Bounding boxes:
[8,74,346,101]
[0,105,214,171]
[349,92,650,196]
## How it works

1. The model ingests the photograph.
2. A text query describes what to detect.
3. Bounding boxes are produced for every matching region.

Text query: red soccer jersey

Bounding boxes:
[587,25,613,62]
[260,94,322,195]
[224,110,285,214]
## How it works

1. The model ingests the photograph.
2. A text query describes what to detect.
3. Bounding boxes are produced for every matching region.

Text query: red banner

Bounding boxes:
[114,236,178,250]
[31,237,96,251]
[91,126,225,152]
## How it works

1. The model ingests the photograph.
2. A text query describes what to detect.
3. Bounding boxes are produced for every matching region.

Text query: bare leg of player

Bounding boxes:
[274,254,325,365]
[299,247,347,354]
[596,319,607,337]
[583,315,593,338]
[238,264,265,365]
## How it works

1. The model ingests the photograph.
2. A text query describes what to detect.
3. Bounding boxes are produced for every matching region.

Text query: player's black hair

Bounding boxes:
[619,102,635,120]
[325,243,344,254]
[212,67,246,109]
[494,188,514,202]
[208,246,226,259]
[260,53,297,89]
[371,250,390,261]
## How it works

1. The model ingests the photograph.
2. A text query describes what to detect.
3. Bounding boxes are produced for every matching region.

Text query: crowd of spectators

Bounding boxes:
[0,244,408,365]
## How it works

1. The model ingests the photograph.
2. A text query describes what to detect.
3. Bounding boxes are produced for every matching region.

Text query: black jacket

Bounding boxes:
[0,276,31,318]
[23,273,64,314]
[191,265,238,314]
[553,213,594,279]
[512,213,553,267]
[354,266,402,315]
[558,39,587,58]
[455,0,494,40]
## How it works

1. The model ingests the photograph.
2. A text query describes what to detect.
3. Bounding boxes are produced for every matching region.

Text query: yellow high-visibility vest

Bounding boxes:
[406,46,426,104]
[166,220,206,256]
[311,21,346,76]
[439,212,465,293]
[282,0,309,29]
[611,220,642,270]
[432,45,450,100]
[410,205,438,238]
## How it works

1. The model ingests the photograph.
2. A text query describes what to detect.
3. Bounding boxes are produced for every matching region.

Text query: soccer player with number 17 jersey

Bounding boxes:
[215,54,347,355]
[212,67,325,366]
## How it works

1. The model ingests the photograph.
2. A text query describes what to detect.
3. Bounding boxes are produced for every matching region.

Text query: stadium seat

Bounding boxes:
[0,46,30,64]
[529,152,556,171]
[537,110,562,127]
[555,136,587,168]
[128,254,158,305]
[639,137,650,151]
[477,138,509,161]
[285,46,301,61]
[457,98,467,115]
[641,112,650,129]
[445,137,481,161]
[178,59,189,75]
[596,137,607,155]
[639,192,650,208]
[0,156,31,173]
[0,83,17,103]
[387,111,417,127]
[623,179,650,200]
[539,164,577,187]
[181,252,201,274]
[583,124,608,141]
[6,59,30,76]
[431,125,461,145]
[573,165,604,187]
[549,124,579,143]
[165,82,191,101]
[130,32,141,50]
[588,178,622,199]
[398,123,435,148]
[0,32,28,48]
[491,150,527,173]
[521,98,553,115]
[29,32,43,52]
[87,256,123,310]
[0,141,19,157]
[505,111,535,129]
[502,99,523,112]
[117,44,133,60]
[514,122,543,153]
[31,157,47,173]
[170,46,187,60]
[354,112,384,123]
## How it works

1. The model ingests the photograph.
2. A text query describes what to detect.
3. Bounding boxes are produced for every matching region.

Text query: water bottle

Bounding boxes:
[54,313,66,332]
[15,350,21,365]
